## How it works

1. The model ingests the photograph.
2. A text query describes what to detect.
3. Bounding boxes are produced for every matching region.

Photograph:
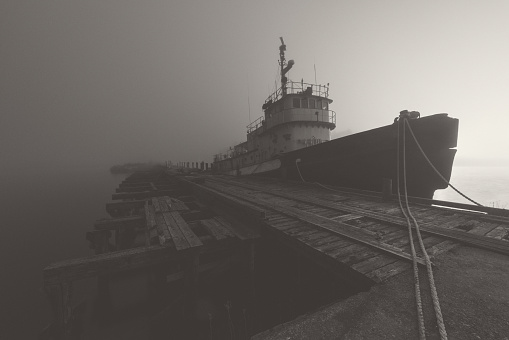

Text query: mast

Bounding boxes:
[279,37,294,96]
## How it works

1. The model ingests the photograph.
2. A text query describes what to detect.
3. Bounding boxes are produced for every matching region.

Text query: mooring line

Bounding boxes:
[398,118,448,340]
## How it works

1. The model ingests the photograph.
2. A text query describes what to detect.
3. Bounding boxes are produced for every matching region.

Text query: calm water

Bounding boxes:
[0,165,507,338]
[434,165,509,209]
[0,167,126,339]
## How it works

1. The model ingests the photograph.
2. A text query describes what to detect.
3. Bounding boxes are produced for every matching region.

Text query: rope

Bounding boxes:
[295,159,306,182]
[399,118,448,340]
[404,119,483,207]
[397,120,427,340]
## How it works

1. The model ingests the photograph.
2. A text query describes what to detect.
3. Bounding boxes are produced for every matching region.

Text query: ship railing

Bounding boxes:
[264,81,330,104]
[247,109,336,135]
[246,116,265,133]
[266,109,336,129]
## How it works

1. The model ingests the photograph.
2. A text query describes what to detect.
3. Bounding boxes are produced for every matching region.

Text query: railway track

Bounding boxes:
[187,175,509,282]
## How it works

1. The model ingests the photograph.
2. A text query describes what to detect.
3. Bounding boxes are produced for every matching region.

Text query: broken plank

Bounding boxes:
[162,212,190,250]
[170,211,203,248]
[154,214,171,245]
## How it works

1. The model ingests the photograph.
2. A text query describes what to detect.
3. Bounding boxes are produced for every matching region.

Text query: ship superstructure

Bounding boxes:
[214,37,335,174]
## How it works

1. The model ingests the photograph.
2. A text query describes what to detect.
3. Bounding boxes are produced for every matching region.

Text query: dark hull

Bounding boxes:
[218,114,459,199]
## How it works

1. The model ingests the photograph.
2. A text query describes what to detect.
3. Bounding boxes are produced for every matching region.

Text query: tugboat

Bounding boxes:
[212,38,458,199]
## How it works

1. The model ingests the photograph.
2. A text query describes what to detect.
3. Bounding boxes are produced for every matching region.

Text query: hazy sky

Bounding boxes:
[2,0,509,173]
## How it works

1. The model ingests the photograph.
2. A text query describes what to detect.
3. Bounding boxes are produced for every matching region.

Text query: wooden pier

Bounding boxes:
[41,168,509,339]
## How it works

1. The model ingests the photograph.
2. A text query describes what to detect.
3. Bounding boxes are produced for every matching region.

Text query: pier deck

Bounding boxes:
[187,175,509,284]
[41,169,509,339]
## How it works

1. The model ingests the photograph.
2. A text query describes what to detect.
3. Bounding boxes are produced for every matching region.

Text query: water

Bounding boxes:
[1,165,507,338]
[434,165,509,209]
[0,166,126,339]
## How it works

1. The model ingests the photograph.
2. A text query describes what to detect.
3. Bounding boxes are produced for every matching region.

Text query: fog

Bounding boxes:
[2,0,509,175]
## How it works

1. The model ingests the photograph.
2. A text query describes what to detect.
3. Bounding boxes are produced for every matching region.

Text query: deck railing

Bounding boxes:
[247,109,336,134]
[264,81,330,105]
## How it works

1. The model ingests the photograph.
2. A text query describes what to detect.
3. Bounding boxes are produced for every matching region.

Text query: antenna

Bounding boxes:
[279,37,294,96]
[247,74,251,123]
[314,57,317,84]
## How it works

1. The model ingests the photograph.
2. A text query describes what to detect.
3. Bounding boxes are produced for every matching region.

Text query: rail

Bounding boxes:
[247,109,336,134]
[264,81,330,105]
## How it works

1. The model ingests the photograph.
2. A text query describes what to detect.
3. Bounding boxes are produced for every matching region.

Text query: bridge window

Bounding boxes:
[309,99,315,109]
[302,98,308,108]
[322,101,328,110]
[292,98,300,108]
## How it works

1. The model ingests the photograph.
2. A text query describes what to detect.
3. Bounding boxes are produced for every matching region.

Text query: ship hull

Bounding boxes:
[214,114,458,199]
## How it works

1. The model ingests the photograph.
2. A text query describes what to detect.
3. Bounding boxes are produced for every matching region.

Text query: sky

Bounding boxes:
[2,0,509,174]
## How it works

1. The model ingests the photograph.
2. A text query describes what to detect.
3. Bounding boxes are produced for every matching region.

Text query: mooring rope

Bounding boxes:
[295,159,306,182]
[404,119,483,207]
[397,120,427,340]
[399,118,448,340]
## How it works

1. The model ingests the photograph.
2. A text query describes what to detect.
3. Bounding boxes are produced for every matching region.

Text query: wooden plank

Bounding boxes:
[353,254,399,275]
[162,212,190,250]
[200,218,235,240]
[144,202,155,246]
[427,240,460,257]
[164,197,173,210]
[336,248,379,266]
[485,225,509,240]
[187,181,266,219]
[152,197,161,213]
[297,231,332,244]
[308,235,342,248]
[205,180,423,265]
[468,221,500,236]
[154,214,171,245]
[201,219,228,240]
[145,203,156,229]
[158,197,169,212]
[43,245,196,285]
[170,211,203,248]
[365,260,411,282]
[212,218,236,238]
[207,178,509,257]
[331,214,363,222]
[112,190,177,200]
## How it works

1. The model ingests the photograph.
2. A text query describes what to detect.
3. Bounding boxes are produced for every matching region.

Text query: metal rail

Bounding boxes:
[204,177,509,257]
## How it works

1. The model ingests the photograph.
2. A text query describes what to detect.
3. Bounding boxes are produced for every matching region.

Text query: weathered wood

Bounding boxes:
[485,225,509,240]
[201,218,234,240]
[162,212,190,250]
[353,254,399,275]
[154,213,171,245]
[170,211,203,248]
[187,181,266,219]
[43,245,193,285]
[158,197,169,212]
[144,202,156,246]
[152,197,161,213]
[207,178,509,257]
[112,190,177,200]
[331,214,363,222]
[180,210,213,222]
[365,260,410,282]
